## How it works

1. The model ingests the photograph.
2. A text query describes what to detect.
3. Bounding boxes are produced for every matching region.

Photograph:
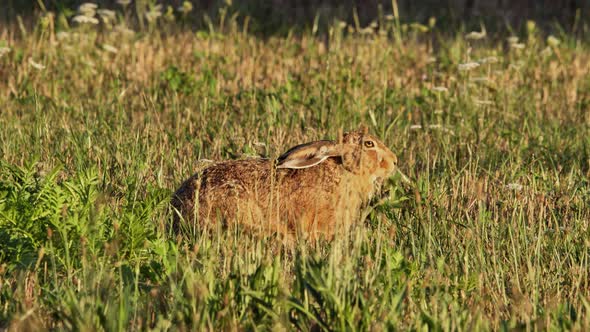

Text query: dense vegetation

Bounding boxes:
[1,1,589,330]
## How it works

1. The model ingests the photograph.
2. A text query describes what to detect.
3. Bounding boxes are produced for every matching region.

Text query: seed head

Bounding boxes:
[458,62,479,71]
[29,58,46,70]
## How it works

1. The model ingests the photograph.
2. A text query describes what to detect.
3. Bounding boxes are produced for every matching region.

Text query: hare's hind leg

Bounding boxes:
[170,175,202,234]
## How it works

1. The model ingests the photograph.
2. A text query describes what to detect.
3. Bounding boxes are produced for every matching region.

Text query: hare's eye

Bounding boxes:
[364,140,375,148]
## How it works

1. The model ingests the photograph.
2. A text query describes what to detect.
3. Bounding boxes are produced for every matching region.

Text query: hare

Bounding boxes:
[171,126,398,239]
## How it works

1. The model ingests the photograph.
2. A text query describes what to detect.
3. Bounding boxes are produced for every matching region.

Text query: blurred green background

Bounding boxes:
[3,0,589,36]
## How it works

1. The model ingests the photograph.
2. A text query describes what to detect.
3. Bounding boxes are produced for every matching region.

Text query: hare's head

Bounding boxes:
[276,126,398,182]
[339,129,398,180]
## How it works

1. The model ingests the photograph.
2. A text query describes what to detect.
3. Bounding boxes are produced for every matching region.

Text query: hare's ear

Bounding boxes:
[276,140,340,169]
[341,145,362,173]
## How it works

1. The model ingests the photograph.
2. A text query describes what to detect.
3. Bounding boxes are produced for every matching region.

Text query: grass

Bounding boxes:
[1,2,590,330]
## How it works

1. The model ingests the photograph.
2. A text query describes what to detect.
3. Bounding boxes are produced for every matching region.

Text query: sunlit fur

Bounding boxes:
[171,130,398,239]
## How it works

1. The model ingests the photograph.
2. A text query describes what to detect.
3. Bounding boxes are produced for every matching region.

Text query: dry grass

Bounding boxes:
[1,2,590,330]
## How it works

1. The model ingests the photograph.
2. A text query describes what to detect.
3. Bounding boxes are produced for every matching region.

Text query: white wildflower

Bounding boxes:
[0,46,10,57]
[410,124,455,135]
[78,3,98,17]
[505,183,523,191]
[479,56,498,64]
[547,35,560,47]
[540,47,552,57]
[507,36,519,44]
[102,44,118,53]
[145,11,161,22]
[116,0,131,6]
[29,58,45,70]
[79,3,97,10]
[458,61,480,71]
[97,9,116,22]
[56,31,70,40]
[510,43,525,50]
[145,5,162,23]
[385,14,395,21]
[473,98,493,105]
[115,25,135,36]
[336,20,347,29]
[466,26,486,40]
[440,127,455,135]
[73,15,99,24]
[360,27,375,35]
[79,3,97,11]
[431,86,448,93]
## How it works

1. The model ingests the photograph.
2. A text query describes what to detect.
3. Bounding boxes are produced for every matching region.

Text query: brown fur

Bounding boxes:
[171,130,398,239]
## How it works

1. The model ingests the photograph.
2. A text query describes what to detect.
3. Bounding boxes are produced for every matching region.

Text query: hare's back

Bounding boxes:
[200,158,274,192]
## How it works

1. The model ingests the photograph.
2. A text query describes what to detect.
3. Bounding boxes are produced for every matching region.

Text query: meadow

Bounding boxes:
[1,2,590,330]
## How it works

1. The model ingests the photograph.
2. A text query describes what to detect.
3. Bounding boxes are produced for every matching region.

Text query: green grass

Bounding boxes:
[1,2,590,330]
